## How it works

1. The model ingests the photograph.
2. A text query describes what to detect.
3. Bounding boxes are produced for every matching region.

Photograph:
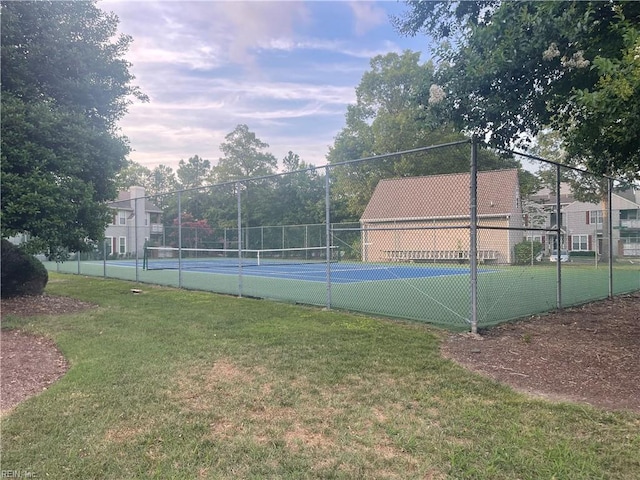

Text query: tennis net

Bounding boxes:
[143,246,339,270]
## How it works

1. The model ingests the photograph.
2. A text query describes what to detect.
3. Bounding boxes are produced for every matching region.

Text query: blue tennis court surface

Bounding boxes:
[112,260,478,284]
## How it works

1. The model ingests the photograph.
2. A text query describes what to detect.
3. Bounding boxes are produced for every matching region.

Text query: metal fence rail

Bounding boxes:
[49,140,640,330]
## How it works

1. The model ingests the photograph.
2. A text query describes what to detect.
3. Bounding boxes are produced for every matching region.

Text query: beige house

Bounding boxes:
[105,186,163,257]
[360,169,523,264]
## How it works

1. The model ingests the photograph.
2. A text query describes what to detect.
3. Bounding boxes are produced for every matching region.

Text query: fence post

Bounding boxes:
[470,138,478,334]
[178,190,183,288]
[555,164,562,309]
[135,196,139,283]
[325,166,332,309]
[237,181,243,298]
[608,177,614,298]
[103,238,107,277]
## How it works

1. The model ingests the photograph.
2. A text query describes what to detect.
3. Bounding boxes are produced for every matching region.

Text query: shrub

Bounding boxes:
[514,239,543,265]
[1,239,48,298]
[569,250,596,257]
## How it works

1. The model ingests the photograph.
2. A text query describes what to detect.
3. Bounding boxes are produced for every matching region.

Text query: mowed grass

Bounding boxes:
[1,274,639,479]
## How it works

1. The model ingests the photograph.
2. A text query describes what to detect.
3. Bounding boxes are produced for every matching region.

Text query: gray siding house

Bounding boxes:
[105,186,163,258]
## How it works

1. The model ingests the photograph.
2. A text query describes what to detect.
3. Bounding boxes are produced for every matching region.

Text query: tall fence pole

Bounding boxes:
[608,178,614,298]
[134,196,139,282]
[325,166,332,309]
[555,164,562,309]
[237,181,243,298]
[469,139,478,334]
[178,191,183,288]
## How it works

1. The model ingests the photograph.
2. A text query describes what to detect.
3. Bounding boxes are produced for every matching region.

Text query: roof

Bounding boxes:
[563,193,639,212]
[107,190,163,213]
[361,169,520,222]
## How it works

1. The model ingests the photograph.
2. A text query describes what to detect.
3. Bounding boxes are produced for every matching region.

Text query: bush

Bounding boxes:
[514,240,543,265]
[1,239,48,298]
[569,250,596,257]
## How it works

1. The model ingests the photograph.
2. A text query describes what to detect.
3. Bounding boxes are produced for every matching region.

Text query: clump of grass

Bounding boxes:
[1,273,638,479]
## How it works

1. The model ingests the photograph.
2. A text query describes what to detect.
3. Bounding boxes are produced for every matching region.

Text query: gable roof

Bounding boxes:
[361,169,520,222]
[563,193,640,212]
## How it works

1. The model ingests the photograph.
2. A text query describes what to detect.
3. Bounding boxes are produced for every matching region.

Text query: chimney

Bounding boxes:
[129,186,145,209]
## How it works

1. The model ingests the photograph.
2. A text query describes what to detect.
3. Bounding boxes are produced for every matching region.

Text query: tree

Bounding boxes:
[177,155,211,190]
[114,161,153,192]
[1,1,146,258]
[213,124,277,182]
[168,213,215,249]
[276,152,326,226]
[394,1,640,180]
[327,50,519,220]
[148,164,179,199]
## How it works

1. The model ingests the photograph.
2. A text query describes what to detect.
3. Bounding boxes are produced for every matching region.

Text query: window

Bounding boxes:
[550,212,563,227]
[620,209,638,220]
[526,235,542,243]
[589,210,603,225]
[119,237,126,254]
[572,234,589,251]
[118,211,127,225]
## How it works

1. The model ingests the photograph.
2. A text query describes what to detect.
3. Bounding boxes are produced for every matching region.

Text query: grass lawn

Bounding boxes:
[1,273,639,479]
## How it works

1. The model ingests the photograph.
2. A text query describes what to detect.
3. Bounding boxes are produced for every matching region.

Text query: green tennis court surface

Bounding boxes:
[46,261,639,330]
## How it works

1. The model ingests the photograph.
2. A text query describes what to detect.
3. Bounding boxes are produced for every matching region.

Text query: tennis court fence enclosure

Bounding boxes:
[49,140,640,331]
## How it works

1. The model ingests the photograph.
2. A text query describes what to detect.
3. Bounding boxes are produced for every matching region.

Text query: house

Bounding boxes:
[360,169,523,264]
[104,186,163,258]
[525,182,574,252]
[527,184,640,258]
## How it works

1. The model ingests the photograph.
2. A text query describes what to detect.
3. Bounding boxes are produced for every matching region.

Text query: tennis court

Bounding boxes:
[101,257,483,284]
[46,256,638,329]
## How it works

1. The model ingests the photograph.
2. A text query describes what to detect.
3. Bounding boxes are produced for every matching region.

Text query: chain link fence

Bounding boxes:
[49,140,640,330]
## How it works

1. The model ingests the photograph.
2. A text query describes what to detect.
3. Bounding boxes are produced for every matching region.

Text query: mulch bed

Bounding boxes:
[441,291,640,412]
[1,294,94,413]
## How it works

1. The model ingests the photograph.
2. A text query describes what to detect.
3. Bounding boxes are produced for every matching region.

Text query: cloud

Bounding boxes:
[117,73,354,168]
[348,1,388,36]
[100,1,427,171]
[209,1,310,67]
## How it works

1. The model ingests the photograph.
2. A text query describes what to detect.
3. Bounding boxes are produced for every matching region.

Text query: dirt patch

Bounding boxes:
[1,293,95,317]
[1,294,95,413]
[0,329,69,414]
[441,291,640,412]
[1,292,639,414]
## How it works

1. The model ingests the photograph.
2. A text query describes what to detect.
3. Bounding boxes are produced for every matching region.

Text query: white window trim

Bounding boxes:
[119,211,127,226]
[572,234,589,251]
[590,210,603,225]
[119,236,127,254]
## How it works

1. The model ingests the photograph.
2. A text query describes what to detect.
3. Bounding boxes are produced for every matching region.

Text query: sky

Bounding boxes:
[100,0,432,171]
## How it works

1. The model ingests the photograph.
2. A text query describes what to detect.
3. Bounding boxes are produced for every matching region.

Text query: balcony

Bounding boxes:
[620,219,640,229]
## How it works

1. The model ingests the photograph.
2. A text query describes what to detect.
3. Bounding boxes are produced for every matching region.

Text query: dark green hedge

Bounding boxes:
[570,250,596,257]
[1,239,48,298]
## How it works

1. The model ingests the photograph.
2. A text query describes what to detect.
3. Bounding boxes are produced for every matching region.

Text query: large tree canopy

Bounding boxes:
[394,1,640,180]
[212,124,278,183]
[327,50,519,220]
[1,1,146,258]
